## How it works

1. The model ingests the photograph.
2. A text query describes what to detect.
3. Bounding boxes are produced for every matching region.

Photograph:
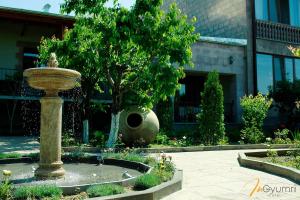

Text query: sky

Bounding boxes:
[0,0,135,14]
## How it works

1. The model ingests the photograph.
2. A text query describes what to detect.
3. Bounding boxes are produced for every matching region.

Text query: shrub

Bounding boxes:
[292,130,300,142]
[0,153,22,159]
[156,96,174,135]
[87,184,124,198]
[267,149,278,163]
[134,173,162,190]
[240,93,272,143]
[198,71,225,145]
[273,129,292,144]
[154,131,169,145]
[62,130,77,147]
[14,185,62,200]
[0,175,12,200]
[90,130,106,147]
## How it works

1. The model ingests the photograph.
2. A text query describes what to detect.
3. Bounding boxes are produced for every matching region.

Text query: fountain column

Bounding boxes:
[35,96,65,179]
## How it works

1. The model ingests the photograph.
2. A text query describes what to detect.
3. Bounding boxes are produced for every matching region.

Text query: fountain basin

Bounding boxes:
[23,68,81,95]
[0,156,150,195]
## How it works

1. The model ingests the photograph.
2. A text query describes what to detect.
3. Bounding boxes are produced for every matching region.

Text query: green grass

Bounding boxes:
[0,152,22,159]
[134,173,162,190]
[14,185,62,200]
[86,184,125,198]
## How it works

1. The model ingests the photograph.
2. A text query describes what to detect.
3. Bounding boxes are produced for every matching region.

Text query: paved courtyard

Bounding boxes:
[0,137,299,199]
[0,136,39,154]
[163,150,299,200]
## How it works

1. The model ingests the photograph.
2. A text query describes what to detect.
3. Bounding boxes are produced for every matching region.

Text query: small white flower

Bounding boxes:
[92,173,97,177]
[3,170,11,176]
[183,136,187,140]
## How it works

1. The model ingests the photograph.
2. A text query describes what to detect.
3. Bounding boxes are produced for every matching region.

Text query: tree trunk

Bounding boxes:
[106,112,121,148]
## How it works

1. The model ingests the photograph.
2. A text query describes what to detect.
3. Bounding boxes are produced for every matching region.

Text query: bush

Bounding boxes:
[198,71,225,145]
[90,130,106,147]
[154,131,169,145]
[134,173,162,190]
[14,185,62,200]
[62,130,77,147]
[87,184,124,198]
[0,153,22,159]
[156,97,174,135]
[0,179,12,200]
[240,93,272,144]
[273,129,292,144]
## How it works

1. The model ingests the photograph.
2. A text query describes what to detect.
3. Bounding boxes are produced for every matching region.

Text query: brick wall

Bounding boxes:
[163,0,248,39]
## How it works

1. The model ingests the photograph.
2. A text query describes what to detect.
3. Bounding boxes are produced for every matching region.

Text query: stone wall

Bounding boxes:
[0,19,59,77]
[163,0,248,39]
[186,40,247,122]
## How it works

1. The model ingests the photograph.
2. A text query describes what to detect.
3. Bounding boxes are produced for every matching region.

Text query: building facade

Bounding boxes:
[0,6,74,135]
[2,0,300,135]
[165,0,300,128]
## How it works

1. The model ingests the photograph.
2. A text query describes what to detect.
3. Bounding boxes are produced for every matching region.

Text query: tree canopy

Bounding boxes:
[39,0,199,146]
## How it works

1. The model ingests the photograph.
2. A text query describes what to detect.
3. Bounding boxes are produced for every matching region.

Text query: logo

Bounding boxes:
[243,177,297,198]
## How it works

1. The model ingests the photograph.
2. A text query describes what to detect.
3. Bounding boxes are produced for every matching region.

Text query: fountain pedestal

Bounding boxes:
[35,97,65,179]
[24,65,81,180]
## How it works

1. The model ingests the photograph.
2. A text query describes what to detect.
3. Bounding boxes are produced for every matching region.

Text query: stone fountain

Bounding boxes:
[23,53,81,179]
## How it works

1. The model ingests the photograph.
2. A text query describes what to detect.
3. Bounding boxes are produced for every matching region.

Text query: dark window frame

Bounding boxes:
[256,52,300,93]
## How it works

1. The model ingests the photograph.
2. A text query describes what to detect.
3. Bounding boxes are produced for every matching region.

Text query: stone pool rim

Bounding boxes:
[238,149,300,184]
[0,156,152,195]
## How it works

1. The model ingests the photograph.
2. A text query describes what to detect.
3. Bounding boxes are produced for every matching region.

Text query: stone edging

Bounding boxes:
[63,144,296,154]
[238,150,300,184]
[88,169,183,200]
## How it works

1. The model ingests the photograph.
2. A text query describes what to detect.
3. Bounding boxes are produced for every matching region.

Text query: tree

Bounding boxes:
[39,0,199,147]
[198,71,225,145]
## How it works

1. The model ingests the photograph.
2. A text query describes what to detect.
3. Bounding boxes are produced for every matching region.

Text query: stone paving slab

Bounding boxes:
[0,136,39,154]
[162,150,300,200]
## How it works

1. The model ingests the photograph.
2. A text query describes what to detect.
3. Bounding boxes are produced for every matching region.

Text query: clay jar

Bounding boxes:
[119,106,159,146]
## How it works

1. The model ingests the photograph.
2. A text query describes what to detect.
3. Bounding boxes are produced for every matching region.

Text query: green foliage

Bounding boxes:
[13,185,62,200]
[90,130,106,147]
[168,136,191,147]
[225,126,241,143]
[241,126,264,144]
[292,130,300,142]
[240,93,272,144]
[267,148,278,163]
[62,130,77,147]
[198,71,225,145]
[218,136,229,145]
[156,97,174,134]
[272,129,292,144]
[134,173,162,190]
[103,149,147,164]
[154,131,169,145]
[87,184,125,198]
[0,153,22,159]
[0,177,12,200]
[39,0,199,116]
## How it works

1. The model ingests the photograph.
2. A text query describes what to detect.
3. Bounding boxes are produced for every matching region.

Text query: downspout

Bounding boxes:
[251,0,258,95]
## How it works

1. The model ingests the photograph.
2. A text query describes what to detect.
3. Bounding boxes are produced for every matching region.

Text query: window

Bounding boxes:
[255,0,294,25]
[295,59,300,79]
[284,58,294,82]
[257,54,300,93]
[257,54,273,94]
[274,57,283,82]
[23,47,38,70]
[255,0,269,20]
[289,0,300,27]
[174,76,203,122]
